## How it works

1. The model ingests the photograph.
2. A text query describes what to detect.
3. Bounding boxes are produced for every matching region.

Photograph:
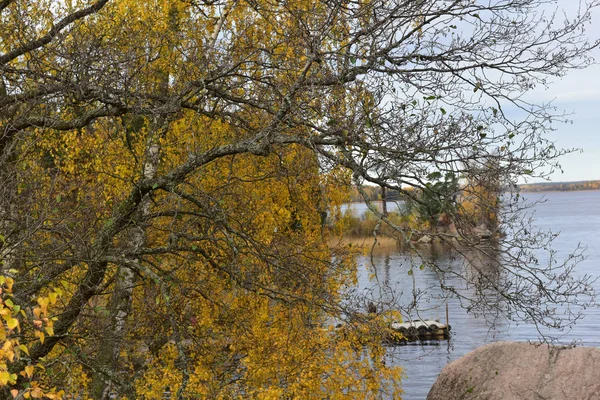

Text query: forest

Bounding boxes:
[0,1,598,399]
[519,180,600,192]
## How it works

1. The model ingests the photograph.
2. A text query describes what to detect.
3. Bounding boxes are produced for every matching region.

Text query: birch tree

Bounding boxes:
[0,0,598,398]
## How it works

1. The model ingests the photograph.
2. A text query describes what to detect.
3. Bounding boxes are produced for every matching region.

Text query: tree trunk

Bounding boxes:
[91,128,162,399]
[381,186,388,217]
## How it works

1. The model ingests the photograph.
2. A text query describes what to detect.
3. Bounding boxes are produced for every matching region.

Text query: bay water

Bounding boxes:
[347,191,600,399]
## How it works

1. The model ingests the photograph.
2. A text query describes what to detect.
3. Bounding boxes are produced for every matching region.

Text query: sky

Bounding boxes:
[522,1,600,182]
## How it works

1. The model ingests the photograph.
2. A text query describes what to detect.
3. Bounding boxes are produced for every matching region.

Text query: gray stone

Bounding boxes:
[427,341,600,400]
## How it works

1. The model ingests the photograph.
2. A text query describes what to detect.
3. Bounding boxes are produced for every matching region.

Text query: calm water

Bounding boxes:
[342,201,405,216]
[352,191,600,399]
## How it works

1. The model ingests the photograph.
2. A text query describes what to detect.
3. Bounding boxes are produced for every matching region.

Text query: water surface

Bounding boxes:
[352,190,600,399]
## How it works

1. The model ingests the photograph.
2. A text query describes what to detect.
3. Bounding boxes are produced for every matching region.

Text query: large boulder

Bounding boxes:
[427,341,600,400]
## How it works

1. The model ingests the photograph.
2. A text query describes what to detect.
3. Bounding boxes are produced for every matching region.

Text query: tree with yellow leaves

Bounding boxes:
[0,0,598,398]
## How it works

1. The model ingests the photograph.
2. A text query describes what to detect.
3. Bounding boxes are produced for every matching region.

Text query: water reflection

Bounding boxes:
[359,240,508,328]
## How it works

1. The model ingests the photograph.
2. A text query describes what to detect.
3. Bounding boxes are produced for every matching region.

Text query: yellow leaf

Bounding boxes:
[6,318,19,330]
[48,292,57,305]
[30,387,43,398]
[10,389,18,398]
[24,365,34,378]
[3,339,13,352]
[18,345,29,356]
[0,371,10,385]
[45,326,54,336]
[37,298,49,310]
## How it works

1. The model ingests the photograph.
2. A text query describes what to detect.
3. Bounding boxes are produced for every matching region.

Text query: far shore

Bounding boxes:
[518,179,600,192]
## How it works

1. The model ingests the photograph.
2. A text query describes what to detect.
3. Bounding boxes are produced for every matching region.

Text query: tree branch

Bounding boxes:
[0,0,110,66]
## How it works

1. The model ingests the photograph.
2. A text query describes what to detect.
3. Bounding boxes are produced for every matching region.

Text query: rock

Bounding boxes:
[427,341,600,400]
[418,235,432,243]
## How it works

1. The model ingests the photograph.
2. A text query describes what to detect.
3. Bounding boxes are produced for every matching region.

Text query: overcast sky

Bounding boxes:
[524,1,600,182]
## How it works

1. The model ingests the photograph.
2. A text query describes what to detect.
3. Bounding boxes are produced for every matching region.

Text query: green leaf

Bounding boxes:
[440,107,446,115]
[350,56,356,64]
[407,269,413,276]
[419,264,425,271]
[427,171,442,180]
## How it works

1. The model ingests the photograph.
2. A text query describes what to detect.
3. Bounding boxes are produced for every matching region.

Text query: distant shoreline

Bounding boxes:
[518,180,600,192]
[347,180,600,202]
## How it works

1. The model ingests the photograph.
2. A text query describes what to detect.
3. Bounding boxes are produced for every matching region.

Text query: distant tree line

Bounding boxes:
[519,180,600,192]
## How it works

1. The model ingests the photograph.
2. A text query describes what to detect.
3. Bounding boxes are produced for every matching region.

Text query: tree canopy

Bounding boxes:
[0,0,598,398]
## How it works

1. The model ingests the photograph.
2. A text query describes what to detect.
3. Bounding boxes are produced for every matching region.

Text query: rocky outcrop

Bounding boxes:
[427,341,600,400]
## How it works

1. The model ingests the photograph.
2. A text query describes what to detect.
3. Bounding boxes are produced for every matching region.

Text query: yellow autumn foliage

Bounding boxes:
[0,1,403,398]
